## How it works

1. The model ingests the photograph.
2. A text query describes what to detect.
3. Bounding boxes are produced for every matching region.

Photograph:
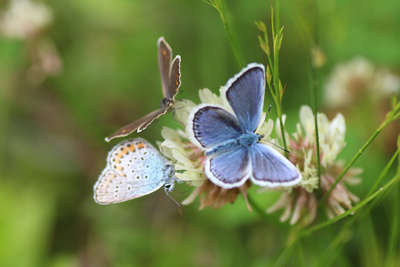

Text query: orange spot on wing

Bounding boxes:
[120,147,129,154]
[127,144,135,152]
[136,142,146,149]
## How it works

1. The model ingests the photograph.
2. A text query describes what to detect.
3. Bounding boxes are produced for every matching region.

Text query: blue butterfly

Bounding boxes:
[187,63,302,189]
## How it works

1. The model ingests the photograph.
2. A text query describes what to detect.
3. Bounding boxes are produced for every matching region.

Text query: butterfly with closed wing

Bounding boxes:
[105,37,181,142]
[94,138,177,204]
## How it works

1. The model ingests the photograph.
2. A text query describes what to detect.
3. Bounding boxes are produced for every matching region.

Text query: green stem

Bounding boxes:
[304,172,400,237]
[321,119,391,204]
[277,105,289,157]
[315,146,400,265]
[309,0,321,189]
[367,146,400,197]
[385,182,399,267]
[285,169,400,262]
[216,2,245,68]
[271,1,288,156]
[275,0,281,32]
[272,235,299,267]
[310,59,321,189]
[385,141,400,267]
[247,194,269,221]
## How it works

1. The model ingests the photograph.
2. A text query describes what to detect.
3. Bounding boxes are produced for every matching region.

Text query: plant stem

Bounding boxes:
[385,138,400,267]
[315,143,400,265]
[305,172,400,237]
[321,119,391,204]
[385,182,399,267]
[213,1,245,69]
[280,170,400,258]
[247,194,269,221]
[310,59,321,189]
[277,105,289,157]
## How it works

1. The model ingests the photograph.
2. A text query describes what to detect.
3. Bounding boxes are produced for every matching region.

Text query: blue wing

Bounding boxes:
[250,143,302,187]
[188,104,243,149]
[224,64,265,133]
[205,145,252,189]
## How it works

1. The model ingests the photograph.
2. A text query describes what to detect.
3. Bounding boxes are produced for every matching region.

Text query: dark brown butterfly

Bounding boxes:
[105,37,181,142]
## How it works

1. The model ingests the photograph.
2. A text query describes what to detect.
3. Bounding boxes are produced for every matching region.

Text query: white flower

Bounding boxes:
[268,105,362,225]
[0,0,53,40]
[324,57,400,108]
[160,127,206,187]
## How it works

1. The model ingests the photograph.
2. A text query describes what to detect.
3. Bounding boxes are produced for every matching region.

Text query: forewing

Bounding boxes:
[167,55,181,99]
[224,63,265,133]
[94,139,167,204]
[250,143,302,187]
[188,104,242,149]
[205,146,252,189]
[105,107,170,142]
[158,37,172,98]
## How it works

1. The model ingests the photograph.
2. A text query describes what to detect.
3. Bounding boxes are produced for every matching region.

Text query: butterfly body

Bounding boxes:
[160,97,174,109]
[94,138,176,204]
[206,132,260,156]
[188,63,302,189]
[105,37,181,142]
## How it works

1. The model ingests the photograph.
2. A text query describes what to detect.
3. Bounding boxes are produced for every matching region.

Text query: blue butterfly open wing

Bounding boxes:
[205,145,251,189]
[225,64,265,133]
[188,104,242,149]
[250,143,302,187]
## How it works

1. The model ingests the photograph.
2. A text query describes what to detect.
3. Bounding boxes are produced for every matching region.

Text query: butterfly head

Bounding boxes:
[161,97,174,109]
[162,164,176,193]
[163,181,175,193]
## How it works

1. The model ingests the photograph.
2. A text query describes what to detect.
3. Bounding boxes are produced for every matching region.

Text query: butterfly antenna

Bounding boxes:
[164,188,182,214]
[263,105,290,154]
[266,140,292,154]
[266,105,272,117]
[171,100,186,124]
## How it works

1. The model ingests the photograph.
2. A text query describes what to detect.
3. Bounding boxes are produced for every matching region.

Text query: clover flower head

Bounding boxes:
[324,57,400,108]
[0,0,53,40]
[268,106,362,225]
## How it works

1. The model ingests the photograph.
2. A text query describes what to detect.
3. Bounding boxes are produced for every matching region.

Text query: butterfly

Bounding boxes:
[187,63,302,189]
[105,37,181,142]
[94,138,176,204]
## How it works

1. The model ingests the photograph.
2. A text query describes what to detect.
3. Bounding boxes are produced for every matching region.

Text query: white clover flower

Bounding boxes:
[268,105,362,225]
[160,126,206,187]
[324,57,399,108]
[298,106,346,167]
[0,0,53,40]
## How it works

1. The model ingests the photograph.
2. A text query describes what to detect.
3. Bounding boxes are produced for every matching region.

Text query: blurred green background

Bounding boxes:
[0,0,399,266]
